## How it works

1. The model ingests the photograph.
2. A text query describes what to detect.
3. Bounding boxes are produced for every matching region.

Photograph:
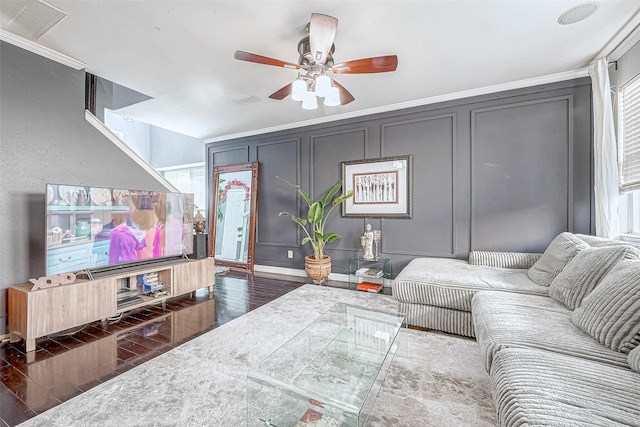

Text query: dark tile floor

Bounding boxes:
[0,271,306,427]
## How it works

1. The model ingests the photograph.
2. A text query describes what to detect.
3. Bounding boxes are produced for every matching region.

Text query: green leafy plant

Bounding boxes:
[278,177,354,260]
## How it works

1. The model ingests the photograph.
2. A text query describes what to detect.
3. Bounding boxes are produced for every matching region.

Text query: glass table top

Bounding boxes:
[247,303,406,426]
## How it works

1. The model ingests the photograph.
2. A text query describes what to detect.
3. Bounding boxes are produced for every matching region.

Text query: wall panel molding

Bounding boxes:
[206,79,592,273]
[380,114,457,257]
[255,138,301,248]
[310,127,368,197]
[470,95,575,251]
[310,128,368,253]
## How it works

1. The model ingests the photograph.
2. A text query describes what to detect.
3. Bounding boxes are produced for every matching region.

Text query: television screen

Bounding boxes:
[45,184,194,276]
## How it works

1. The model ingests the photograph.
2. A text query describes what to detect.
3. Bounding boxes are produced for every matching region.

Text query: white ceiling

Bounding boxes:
[3,1,640,141]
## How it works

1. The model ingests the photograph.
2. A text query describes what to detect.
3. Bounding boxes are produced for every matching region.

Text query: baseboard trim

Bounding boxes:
[253,264,349,283]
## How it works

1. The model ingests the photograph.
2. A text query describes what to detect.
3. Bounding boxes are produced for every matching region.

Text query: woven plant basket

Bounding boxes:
[304,255,332,285]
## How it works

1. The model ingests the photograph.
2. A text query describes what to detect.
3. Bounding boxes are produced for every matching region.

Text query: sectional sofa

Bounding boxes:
[392,232,640,425]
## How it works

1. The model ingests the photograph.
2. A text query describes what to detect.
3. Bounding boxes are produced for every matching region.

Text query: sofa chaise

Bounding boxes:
[392,232,640,425]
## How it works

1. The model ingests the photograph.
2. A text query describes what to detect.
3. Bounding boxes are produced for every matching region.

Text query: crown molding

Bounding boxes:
[0,28,86,70]
[205,68,589,143]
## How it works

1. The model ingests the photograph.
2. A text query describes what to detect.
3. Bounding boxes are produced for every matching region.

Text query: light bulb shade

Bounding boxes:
[324,86,340,107]
[301,90,318,110]
[314,75,331,98]
[291,79,306,101]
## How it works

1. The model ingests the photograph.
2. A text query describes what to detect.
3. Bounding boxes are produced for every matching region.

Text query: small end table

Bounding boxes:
[348,257,392,294]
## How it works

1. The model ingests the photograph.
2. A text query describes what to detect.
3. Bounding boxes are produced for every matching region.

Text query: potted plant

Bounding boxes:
[278,177,353,284]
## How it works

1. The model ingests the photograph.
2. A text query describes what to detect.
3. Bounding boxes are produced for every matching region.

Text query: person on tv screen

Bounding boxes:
[107,212,146,264]
[131,191,161,260]
[92,212,136,266]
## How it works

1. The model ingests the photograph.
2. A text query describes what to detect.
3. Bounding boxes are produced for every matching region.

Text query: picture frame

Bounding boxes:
[341,155,412,218]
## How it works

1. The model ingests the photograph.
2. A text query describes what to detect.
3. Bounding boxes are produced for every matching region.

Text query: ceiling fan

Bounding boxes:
[233,13,398,109]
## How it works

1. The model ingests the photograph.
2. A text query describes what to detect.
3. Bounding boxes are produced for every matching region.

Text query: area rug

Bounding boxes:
[18,285,496,426]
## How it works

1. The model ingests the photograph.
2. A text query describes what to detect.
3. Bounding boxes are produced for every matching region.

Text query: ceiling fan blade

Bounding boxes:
[269,83,293,100]
[332,80,355,105]
[234,50,301,70]
[309,13,338,65]
[332,55,398,74]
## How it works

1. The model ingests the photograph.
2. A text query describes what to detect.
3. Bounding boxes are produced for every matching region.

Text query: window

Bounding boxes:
[618,74,640,236]
[631,192,640,234]
[619,74,640,191]
[159,164,206,217]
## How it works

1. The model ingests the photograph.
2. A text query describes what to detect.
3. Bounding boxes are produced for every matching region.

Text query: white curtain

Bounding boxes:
[589,58,620,239]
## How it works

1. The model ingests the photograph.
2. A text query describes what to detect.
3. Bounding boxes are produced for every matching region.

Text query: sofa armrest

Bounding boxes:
[468,251,542,269]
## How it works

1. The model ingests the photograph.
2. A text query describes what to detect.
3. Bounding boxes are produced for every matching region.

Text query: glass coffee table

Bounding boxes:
[247,303,406,426]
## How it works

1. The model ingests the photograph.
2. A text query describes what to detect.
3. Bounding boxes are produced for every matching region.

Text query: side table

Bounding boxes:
[348,257,392,294]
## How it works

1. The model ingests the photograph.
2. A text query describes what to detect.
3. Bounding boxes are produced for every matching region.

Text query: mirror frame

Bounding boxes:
[208,162,259,271]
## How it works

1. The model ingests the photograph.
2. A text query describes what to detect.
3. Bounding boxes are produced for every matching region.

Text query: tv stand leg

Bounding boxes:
[9,332,33,352]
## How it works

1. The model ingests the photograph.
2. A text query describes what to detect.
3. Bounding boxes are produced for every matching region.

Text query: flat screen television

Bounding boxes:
[45,183,194,276]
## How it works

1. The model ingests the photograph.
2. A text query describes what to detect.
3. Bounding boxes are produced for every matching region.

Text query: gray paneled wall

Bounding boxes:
[206,78,593,275]
[472,97,573,251]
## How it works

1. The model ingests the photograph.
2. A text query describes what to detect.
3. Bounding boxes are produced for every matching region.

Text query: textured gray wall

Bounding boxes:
[206,78,593,275]
[104,110,152,162]
[0,42,166,334]
[149,126,204,169]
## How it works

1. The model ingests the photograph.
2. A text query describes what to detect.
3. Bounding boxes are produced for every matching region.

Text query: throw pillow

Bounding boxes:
[575,233,640,249]
[629,346,640,373]
[549,245,640,310]
[571,259,640,353]
[527,232,589,287]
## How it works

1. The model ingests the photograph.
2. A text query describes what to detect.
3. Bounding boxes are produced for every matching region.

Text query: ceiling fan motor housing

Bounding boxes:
[297,36,334,68]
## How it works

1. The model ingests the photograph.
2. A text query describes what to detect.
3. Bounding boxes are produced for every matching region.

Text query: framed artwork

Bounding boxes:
[341,155,412,218]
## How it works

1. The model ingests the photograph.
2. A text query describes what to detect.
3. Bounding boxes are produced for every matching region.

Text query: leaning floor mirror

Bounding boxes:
[209,162,259,271]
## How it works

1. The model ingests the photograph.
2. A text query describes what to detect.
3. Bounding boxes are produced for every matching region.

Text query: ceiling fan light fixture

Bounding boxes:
[315,75,331,97]
[324,86,340,107]
[291,78,306,101]
[302,90,318,110]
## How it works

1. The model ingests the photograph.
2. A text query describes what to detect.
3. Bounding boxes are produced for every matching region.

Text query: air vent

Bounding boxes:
[0,0,66,40]
[230,95,262,105]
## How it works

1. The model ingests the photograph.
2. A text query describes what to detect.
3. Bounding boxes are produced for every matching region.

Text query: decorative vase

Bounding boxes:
[304,255,332,285]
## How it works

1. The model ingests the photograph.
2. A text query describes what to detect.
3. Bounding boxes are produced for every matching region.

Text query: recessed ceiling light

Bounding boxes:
[558,2,599,25]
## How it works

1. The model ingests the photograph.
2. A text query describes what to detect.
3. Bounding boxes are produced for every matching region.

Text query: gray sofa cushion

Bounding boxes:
[527,232,589,286]
[472,291,629,372]
[491,347,640,427]
[393,258,547,312]
[576,233,640,249]
[396,302,475,337]
[468,251,542,269]
[549,245,639,310]
[571,259,640,353]
[629,346,640,373]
